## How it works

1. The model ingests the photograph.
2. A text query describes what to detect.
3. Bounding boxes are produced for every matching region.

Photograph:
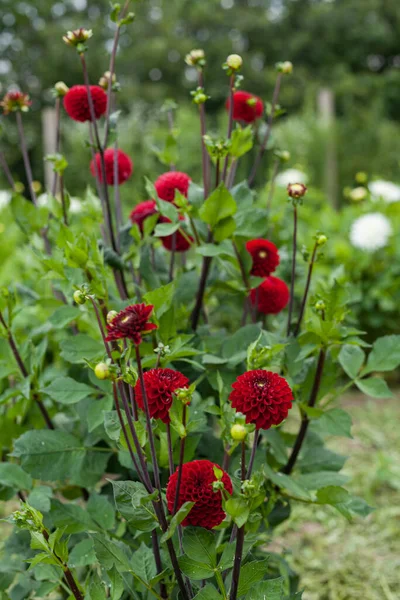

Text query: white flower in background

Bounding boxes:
[37,193,49,207]
[369,180,400,204]
[275,168,308,187]
[0,190,11,211]
[37,193,82,213]
[350,212,392,252]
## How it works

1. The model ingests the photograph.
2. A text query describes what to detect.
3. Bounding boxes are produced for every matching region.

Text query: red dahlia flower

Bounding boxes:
[160,216,193,252]
[166,460,232,529]
[105,303,157,345]
[154,171,191,203]
[230,370,293,430]
[63,85,107,122]
[134,368,189,423]
[246,239,280,277]
[90,148,133,185]
[250,276,289,314]
[129,200,158,232]
[226,91,263,123]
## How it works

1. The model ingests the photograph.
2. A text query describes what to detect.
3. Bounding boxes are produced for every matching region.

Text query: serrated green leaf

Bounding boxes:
[183,527,217,567]
[237,559,269,596]
[355,377,393,398]
[199,183,237,228]
[178,556,214,580]
[60,334,103,364]
[338,345,365,379]
[363,335,400,374]
[42,376,94,405]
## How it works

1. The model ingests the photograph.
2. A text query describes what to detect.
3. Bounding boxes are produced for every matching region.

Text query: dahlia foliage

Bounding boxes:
[1,8,399,600]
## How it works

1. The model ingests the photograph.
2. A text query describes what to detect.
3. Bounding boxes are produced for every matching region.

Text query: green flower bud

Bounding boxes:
[226,54,243,71]
[94,362,110,380]
[231,424,247,441]
[349,186,368,202]
[355,171,368,184]
[316,234,327,246]
[107,310,118,324]
[276,61,293,74]
[315,299,326,312]
[54,81,69,97]
[73,290,86,305]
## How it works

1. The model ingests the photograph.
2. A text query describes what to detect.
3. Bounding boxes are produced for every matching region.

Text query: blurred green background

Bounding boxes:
[1,0,400,200]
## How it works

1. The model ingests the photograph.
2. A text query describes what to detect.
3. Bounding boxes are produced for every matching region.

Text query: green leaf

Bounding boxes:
[60,334,103,364]
[193,584,222,599]
[0,463,32,491]
[28,485,52,512]
[161,501,194,542]
[338,345,365,379]
[153,221,181,237]
[144,281,175,319]
[178,556,214,580]
[199,183,237,228]
[312,408,352,438]
[237,559,269,597]
[355,377,393,398]
[130,543,157,583]
[87,396,113,432]
[51,500,100,534]
[49,306,81,329]
[213,216,236,242]
[230,126,254,158]
[183,527,217,567]
[68,538,96,568]
[112,480,158,532]
[12,430,111,486]
[264,464,312,500]
[225,497,250,528]
[247,577,284,600]
[92,533,131,572]
[316,486,373,520]
[363,335,400,374]
[108,567,124,600]
[42,376,94,405]
[294,471,349,491]
[196,241,236,258]
[87,493,116,531]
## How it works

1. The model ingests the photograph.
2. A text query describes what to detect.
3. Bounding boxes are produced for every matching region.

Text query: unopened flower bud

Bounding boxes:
[226,54,243,71]
[349,186,368,202]
[107,310,118,324]
[287,182,307,199]
[185,49,206,68]
[276,61,293,74]
[212,480,225,493]
[0,91,31,115]
[355,171,368,184]
[231,424,247,441]
[94,362,110,380]
[14,182,25,193]
[73,290,86,305]
[54,82,69,97]
[174,387,192,405]
[315,299,326,312]
[316,234,327,246]
[63,28,93,48]
[275,149,291,163]
[99,71,117,90]
[191,87,209,105]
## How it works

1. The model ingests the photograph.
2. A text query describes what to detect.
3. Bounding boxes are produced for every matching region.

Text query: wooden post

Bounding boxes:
[317,88,339,210]
[41,108,58,193]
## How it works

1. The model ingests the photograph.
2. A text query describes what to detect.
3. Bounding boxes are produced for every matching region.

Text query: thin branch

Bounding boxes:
[294,242,318,336]
[286,205,297,337]
[15,112,37,205]
[0,150,15,189]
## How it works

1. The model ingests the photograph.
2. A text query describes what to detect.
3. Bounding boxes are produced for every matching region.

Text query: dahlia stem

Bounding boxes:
[113,140,122,253]
[167,109,176,171]
[198,70,210,199]
[229,437,248,600]
[172,404,187,515]
[294,242,318,337]
[190,254,212,331]
[89,297,112,359]
[222,75,235,183]
[103,0,130,148]
[135,345,162,495]
[232,241,250,292]
[248,73,282,187]
[151,530,169,600]
[113,382,146,482]
[0,309,54,430]
[59,174,68,226]
[226,158,238,190]
[222,446,230,472]
[215,158,221,189]
[246,429,260,479]
[169,233,176,282]
[128,383,138,421]
[266,158,280,215]
[166,422,175,476]
[79,53,118,253]
[286,205,298,337]
[0,150,15,189]
[241,440,246,481]
[282,348,326,475]
[189,216,201,245]
[51,97,62,197]
[15,112,37,205]
[88,122,110,245]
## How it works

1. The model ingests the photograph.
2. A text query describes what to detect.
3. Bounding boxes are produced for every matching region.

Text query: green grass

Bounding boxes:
[273,394,400,600]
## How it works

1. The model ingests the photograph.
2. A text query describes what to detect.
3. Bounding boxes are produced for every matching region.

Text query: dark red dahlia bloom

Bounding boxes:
[63,85,107,122]
[159,216,193,252]
[246,239,280,277]
[226,91,264,123]
[90,148,133,186]
[129,200,158,233]
[250,276,289,315]
[154,171,191,203]
[105,303,157,345]
[230,370,293,430]
[166,460,233,529]
[134,368,189,423]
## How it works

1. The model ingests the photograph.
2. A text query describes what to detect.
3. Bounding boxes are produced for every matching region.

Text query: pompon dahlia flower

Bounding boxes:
[154,171,191,203]
[63,85,107,122]
[250,276,289,314]
[105,303,157,345]
[226,90,263,123]
[246,239,280,277]
[134,368,189,423]
[159,216,193,252]
[166,460,232,529]
[230,370,293,430]
[90,148,133,185]
[129,200,158,233]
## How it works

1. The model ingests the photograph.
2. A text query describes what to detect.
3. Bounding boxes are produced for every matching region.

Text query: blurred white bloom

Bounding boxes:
[350,212,392,252]
[0,190,11,210]
[37,193,49,207]
[369,180,400,204]
[275,168,307,187]
[69,197,82,213]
